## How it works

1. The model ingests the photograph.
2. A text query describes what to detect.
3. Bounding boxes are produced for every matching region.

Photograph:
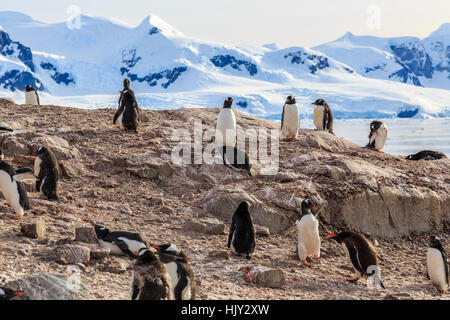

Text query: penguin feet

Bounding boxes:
[292,136,299,141]
[376,149,383,153]
[313,255,320,260]
[302,259,311,266]
[441,290,446,296]
[346,277,360,283]
[11,215,24,220]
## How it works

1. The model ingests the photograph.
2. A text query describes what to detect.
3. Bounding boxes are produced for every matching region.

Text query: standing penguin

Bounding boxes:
[215,97,237,147]
[0,287,23,300]
[281,96,300,141]
[130,247,174,300]
[328,231,385,288]
[0,160,31,220]
[34,147,59,201]
[24,85,40,106]
[91,222,149,258]
[152,244,196,300]
[227,201,255,259]
[426,236,448,295]
[366,120,388,152]
[296,199,321,266]
[113,78,139,133]
[312,99,334,134]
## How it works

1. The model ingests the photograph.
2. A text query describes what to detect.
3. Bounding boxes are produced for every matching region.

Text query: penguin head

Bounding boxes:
[326,231,350,244]
[24,85,35,92]
[0,287,24,300]
[369,120,383,137]
[152,243,180,255]
[235,201,250,215]
[301,199,317,215]
[137,247,159,263]
[35,146,49,157]
[286,96,296,104]
[123,78,131,90]
[312,99,327,106]
[90,223,110,239]
[223,97,233,109]
[426,235,443,249]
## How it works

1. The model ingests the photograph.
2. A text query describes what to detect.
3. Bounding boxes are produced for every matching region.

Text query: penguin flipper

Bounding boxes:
[281,105,285,131]
[227,221,235,249]
[426,271,430,280]
[347,246,363,273]
[114,240,137,258]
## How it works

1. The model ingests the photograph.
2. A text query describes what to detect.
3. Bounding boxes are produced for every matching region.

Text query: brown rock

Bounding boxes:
[75,227,98,244]
[21,220,46,238]
[184,218,226,235]
[54,244,90,265]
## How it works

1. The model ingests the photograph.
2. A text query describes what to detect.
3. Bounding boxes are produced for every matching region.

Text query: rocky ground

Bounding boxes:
[0,100,448,300]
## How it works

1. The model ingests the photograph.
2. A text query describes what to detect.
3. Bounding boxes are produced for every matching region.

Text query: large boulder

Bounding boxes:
[5,273,94,300]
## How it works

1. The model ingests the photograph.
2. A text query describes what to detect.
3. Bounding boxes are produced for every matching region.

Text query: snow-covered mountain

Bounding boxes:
[0,11,449,119]
[314,23,450,90]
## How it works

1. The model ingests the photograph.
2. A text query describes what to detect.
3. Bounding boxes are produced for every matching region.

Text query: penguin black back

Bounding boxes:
[227,201,255,259]
[114,78,139,132]
[35,146,59,201]
[406,150,447,160]
[223,97,233,109]
[0,160,30,211]
[221,146,252,175]
[329,231,383,286]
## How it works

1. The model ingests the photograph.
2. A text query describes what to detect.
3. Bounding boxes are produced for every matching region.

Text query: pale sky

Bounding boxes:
[1,0,449,48]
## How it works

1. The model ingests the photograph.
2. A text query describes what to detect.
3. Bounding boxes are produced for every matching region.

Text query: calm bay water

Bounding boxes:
[298,118,450,156]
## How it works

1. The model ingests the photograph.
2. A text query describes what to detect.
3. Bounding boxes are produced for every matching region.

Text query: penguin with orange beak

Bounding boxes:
[366,120,388,152]
[426,236,448,295]
[296,199,321,266]
[327,231,385,288]
[0,287,23,300]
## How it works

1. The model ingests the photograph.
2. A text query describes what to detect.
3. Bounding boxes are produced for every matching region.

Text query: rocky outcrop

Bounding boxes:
[5,273,94,300]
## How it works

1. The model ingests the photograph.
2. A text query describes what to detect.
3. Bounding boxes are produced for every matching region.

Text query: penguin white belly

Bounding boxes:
[117,237,146,255]
[117,111,124,128]
[34,157,42,177]
[215,109,236,147]
[427,248,448,291]
[296,215,320,259]
[313,106,325,131]
[164,262,179,296]
[282,104,300,136]
[0,171,24,215]
[38,178,45,196]
[98,240,124,255]
[374,124,388,150]
[25,91,38,106]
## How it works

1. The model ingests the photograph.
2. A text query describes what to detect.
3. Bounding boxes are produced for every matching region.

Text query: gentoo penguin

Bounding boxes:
[281,96,300,141]
[33,147,59,201]
[328,231,385,288]
[113,78,140,133]
[312,99,334,134]
[221,146,252,176]
[0,287,23,300]
[406,150,447,161]
[296,199,320,266]
[130,247,174,300]
[152,243,196,300]
[215,97,237,147]
[426,236,448,295]
[24,85,40,106]
[0,160,31,219]
[91,222,149,258]
[366,120,388,152]
[227,201,255,259]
